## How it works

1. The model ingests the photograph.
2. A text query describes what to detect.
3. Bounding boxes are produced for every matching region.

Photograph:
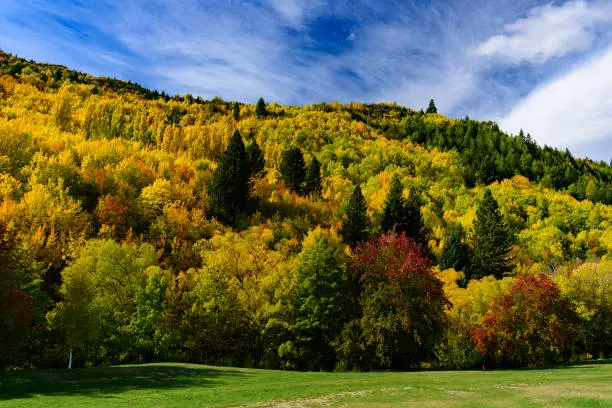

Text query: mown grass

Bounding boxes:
[1,361,611,407]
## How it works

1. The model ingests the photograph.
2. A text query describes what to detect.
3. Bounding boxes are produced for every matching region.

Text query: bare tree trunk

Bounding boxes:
[68,348,73,369]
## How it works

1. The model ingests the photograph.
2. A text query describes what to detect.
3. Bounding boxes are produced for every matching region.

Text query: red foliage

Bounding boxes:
[472,273,579,367]
[97,195,128,227]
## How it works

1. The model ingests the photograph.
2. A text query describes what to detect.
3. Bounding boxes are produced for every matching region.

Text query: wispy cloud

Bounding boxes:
[474,0,612,64]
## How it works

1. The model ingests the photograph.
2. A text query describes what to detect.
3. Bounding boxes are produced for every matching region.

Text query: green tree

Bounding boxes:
[426,99,438,114]
[279,147,306,195]
[470,189,514,280]
[246,139,266,178]
[342,185,370,247]
[283,228,349,371]
[233,102,240,121]
[381,175,409,233]
[439,231,471,286]
[304,157,322,197]
[256,97,267,118]
[207,130,252,226]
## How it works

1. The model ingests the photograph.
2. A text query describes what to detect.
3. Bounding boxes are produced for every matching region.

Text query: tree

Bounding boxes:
[426,99,437,114]
[233,102,240,121]
[283,228,350,371]
[341,185,370,247]
[403,186,427,245]
[341,232,447,369]
[473,273,580,367]
[470,189,514,279]
[256,97,267,118]
[439,231,470,277]
[304,157,322,197]
[246,139,266,178]
[381,174,408,233]
[207,130,252,226]
[279,147,306,195]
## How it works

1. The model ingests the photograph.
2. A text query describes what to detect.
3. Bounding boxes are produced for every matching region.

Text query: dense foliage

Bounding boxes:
[0,50,611,371]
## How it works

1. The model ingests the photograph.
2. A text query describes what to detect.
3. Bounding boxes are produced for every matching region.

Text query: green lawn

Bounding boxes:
[1,362,611,407]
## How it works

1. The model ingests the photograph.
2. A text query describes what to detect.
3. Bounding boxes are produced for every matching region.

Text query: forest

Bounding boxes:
[1,50,611,371]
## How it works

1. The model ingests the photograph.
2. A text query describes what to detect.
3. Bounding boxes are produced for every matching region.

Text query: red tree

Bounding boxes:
[473,273,580,367]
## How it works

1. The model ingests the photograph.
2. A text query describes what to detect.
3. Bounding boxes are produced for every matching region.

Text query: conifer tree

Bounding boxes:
[470,189,514,279]
[426,99,438,114]
[279,147,306,194]
[233,102,240,121]
[381,174,408,233]
[207,130,251,226]
[439,231,470,273]
[256,97,267,118]
[304,157,322,197]
[342,185,370,247]
[404,186,427,245]
[246,139,265,178]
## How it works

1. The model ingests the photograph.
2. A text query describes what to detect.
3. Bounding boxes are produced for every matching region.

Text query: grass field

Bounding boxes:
[1,362,611,407]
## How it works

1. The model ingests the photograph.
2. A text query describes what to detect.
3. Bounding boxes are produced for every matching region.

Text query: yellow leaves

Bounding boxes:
[0,173,21,200]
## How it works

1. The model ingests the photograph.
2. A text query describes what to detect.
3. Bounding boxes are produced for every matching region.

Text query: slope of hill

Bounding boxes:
[0,51,610,371]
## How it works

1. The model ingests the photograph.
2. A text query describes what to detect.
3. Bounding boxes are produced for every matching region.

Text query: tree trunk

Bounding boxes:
[68,348,73,369]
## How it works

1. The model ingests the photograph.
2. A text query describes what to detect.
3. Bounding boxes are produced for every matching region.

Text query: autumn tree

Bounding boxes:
[279,147,306,195]
[207,130,252,226]
[342,185,370,247]
[470,189,514,280]
[304,157,322,197]
[341,232,447,369]
[473,273,580,367]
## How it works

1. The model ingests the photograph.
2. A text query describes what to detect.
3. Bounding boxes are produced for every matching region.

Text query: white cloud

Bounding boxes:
[264,0,326,28]
[500,45,612,159]
[474,0,612,64]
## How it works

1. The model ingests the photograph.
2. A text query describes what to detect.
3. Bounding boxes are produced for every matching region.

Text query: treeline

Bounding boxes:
[0,53,611,371]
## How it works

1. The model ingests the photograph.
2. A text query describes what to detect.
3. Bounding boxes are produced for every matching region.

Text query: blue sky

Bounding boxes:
[1,0,611,161]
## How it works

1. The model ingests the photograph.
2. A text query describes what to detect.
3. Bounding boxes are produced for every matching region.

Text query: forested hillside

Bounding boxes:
[1,50,611,371]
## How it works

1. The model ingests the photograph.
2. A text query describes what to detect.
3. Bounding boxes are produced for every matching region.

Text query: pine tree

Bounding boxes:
[381,174,408,233]
[439,231,470,273]
[304,157,322,197]
[233,102,240,121]
[207,130,251,226]
[256,97,267,118]
[404,186,426,245]
[470,189,514,279]
[426,99,437,114]
[246,139,265,178]
[342,185,370,247]
[279,147,306,195]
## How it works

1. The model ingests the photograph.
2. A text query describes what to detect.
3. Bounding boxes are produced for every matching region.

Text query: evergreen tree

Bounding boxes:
[256,97,267,118]
[426,99,438,114]
[381,174,408,233]
[279,147,306,194]
[404,186,427,245]
[233,102,240,121]
[342,185,370,247]
[470,189,514,280]
[207,130,251,226]
[439,230,471,286]
[246,139,265,178]
[304,157,322,197]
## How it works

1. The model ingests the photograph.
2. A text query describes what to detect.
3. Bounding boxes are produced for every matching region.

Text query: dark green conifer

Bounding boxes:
[304,157,322,197]
[342,185,370,247]
[246,139,265,178]
[381,175,408,233]
[426,99,437,114]
[207,130,251,226]
[233,102,240,121]
[470,188,514,279]
[439,231,470,273]
[256,97,267,118]
[280,147,306,194]
[404,186,427,245]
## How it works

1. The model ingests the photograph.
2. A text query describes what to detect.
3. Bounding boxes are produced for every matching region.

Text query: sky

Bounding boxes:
[0,0,611,161]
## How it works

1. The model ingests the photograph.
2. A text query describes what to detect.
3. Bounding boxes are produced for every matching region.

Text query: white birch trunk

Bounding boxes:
[68,348,73,369]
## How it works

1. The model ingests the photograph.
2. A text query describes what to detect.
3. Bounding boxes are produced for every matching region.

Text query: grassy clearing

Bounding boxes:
[1,361,611,407]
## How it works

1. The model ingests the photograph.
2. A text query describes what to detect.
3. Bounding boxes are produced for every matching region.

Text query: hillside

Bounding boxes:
[0,51,611,371]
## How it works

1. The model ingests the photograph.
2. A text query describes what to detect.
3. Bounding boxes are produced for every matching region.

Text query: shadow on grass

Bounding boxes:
[0,363,247,401]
